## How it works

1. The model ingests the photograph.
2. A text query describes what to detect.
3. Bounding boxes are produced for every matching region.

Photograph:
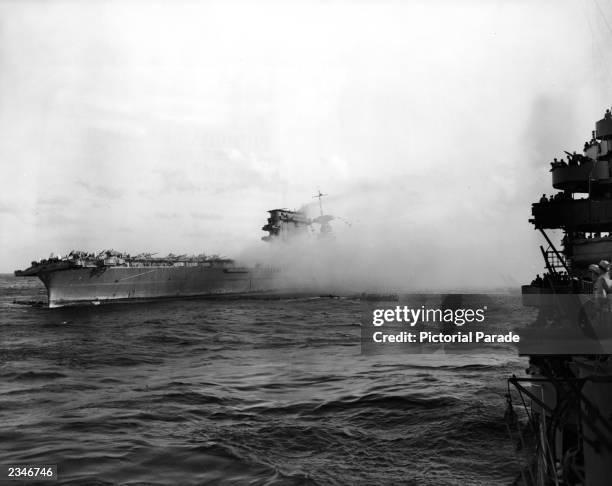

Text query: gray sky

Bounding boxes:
[1,0,612,287]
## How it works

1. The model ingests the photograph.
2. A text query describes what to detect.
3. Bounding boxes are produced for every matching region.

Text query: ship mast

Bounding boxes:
[312,190,334,238]
[313,190,327,217]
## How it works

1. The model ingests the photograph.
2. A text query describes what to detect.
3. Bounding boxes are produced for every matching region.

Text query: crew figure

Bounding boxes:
[595,260,611,311]
[588,264,601,284]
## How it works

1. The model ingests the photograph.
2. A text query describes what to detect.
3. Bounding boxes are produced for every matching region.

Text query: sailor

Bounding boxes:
[540,194,548,203]
[594,260,611,311]
[606,109,612,120]
[588,265,602,297]
[603,261,612,311]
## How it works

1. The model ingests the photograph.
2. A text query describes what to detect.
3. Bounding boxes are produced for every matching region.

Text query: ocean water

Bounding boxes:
[0,275,536,485]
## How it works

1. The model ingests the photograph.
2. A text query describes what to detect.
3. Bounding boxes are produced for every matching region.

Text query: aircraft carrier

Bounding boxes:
[508,108,612,485]
[15,199,332,307]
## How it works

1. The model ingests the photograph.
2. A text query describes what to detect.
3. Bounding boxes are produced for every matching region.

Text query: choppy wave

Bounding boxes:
[0,275,535,485]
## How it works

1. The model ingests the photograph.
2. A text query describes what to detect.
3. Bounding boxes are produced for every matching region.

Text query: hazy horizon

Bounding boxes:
[2,0,612,290]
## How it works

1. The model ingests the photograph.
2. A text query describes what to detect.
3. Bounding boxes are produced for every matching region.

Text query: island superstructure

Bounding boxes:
[511,109,612,485]
[262,191,335,242]
[15,196,336,307]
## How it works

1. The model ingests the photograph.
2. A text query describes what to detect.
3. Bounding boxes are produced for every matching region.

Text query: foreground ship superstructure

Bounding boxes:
[16,199,335,307]
[511,109,612,485]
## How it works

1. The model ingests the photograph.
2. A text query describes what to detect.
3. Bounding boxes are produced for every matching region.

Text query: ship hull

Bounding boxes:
[37,266,278,307]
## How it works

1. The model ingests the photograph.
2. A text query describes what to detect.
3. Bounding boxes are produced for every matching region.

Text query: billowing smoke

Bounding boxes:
[2,1,612,279]
[238,188,533,293]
